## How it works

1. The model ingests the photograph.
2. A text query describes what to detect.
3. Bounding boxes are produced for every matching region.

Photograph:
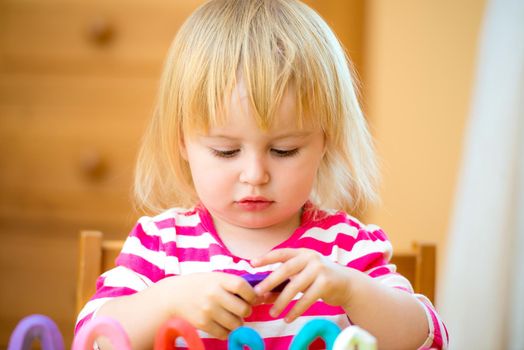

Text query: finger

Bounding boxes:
[283,279,323,323]
[251,248,300,267]
[201,320,231,340]
[212,305,244,332]
[218,288,253,319]
[253,292,280,305]
[269,266,316,317]
[259,292,279,304]
[255,254,308,294]
[222,275,257,304]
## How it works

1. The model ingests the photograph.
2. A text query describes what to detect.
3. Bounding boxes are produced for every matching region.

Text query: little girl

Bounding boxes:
[76,0,448,349]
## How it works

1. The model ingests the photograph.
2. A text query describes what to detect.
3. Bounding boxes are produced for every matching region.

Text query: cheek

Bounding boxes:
[279,157,320,194]
[189,159,234,198]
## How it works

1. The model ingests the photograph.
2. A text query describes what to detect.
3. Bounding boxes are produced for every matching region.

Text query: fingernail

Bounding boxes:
[269,308,277,317]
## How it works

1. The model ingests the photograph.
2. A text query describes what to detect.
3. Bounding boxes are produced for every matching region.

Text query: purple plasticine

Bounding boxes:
[241,272,289,292]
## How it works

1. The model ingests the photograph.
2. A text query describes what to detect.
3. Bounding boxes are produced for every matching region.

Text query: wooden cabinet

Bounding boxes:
[0,0,206,75]
[0,0,364,347]
[0,1,207,347]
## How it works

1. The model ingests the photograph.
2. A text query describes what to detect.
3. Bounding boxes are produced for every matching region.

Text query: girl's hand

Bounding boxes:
[157,272,257,340]
[251,248,359,323]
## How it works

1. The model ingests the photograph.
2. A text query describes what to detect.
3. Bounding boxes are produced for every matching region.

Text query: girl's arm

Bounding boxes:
[94,277,172,350]
[339,268,429,350]
[91,272,257,350]
[252,249,436,350]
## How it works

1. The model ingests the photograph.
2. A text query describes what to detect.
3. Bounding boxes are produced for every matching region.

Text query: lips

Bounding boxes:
[236,197,274,211]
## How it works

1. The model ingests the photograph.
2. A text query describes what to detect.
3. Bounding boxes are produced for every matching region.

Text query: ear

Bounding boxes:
[179,133,188,161]
[321,134,328,158]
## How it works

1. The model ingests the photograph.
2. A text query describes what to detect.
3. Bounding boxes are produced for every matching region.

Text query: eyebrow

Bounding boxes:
[204,131,313,140]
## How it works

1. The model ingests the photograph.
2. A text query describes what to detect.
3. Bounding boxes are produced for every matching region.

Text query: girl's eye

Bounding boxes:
[271,148,299,157]
[210,149,239,158]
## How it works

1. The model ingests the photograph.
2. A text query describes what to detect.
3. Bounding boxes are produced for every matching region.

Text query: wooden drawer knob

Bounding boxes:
[79,150,108,181]
[87,17,115,46]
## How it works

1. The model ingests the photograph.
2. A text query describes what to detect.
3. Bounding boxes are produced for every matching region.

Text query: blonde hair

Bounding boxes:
[134,0,379,214]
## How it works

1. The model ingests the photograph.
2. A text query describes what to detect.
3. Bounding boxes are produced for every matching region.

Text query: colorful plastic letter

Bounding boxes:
[289,319,341,350]
[8,314,64,350]
[154,317,204,350]
[332,326,377,350]
[71,316,131,350]
[228,327,265,350]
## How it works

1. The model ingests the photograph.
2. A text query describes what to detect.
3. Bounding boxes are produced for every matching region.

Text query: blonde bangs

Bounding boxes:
[135,0,379,214]
[176,0,341,133]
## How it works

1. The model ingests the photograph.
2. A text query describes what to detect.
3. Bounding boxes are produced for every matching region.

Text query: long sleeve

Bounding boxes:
[75,216,167,334]
[282,205,449,349]
[337,219,449,349]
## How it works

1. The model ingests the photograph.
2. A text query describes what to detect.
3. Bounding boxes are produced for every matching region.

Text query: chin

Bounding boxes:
[237,216,288,230]
[236,220,274,230]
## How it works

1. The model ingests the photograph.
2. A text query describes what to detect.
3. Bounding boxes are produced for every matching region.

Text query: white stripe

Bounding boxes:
[301,223,359,243]
[152,229,217,247]
[416,296,437,348]
[440,311,449,348]
[177,232,217,248]
[135,209,201,238]
[76,298,112,325]
[300,220,385,244]
[176,239,390,276]
[226,315,349,339]
[363,223,382,233]
[169,209,201,227]
[336,239,392,265]
[101,266,152,290]
[150,207,201,227]
[178,255,281,274]
[164,257,181,275]
[121,236,181,272]
[420,295,448,348]
[121,236,165,267]
[157,227,176,243]
[244,315,351,338]
[174,315,351,346]
[136,216,161,237]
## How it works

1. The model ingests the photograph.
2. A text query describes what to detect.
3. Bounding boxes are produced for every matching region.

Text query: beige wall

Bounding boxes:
[362,0,486,290]
[0,0,487,343]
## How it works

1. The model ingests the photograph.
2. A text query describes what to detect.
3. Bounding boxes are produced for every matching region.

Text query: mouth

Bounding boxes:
[236,197,274,211]
[238,196,271,203]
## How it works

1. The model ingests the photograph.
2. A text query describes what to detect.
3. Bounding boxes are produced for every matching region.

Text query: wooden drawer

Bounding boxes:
[0,0,207,76]
[0,224,77,348]
[0,219,132,349]
[0,73,157,227]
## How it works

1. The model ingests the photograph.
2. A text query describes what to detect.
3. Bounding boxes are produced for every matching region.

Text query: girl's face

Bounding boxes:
[182,80,325,233]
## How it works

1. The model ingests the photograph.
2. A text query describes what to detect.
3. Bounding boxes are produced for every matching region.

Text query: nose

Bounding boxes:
[239,153,270,186]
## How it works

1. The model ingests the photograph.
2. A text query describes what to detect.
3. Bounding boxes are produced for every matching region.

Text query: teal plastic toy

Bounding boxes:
[289,319,341,350]
[228,326,265,350]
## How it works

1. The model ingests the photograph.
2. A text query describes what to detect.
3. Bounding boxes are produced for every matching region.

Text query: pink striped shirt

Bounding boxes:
[75,202,448,349]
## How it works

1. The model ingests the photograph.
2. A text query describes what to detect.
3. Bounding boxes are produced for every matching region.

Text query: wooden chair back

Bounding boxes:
[391,242,436,302]
[76,231,436,313]
[76,230,124,314]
